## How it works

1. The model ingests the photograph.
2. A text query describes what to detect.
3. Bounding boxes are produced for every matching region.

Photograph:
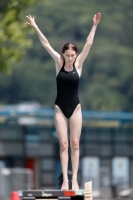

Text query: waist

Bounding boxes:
[55,93,79,102]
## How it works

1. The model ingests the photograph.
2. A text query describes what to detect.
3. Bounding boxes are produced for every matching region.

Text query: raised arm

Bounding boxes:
[26,15,60,62]
[77,13,101,65]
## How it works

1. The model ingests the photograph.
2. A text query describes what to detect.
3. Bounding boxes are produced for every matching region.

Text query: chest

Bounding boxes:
[57,70,79,85]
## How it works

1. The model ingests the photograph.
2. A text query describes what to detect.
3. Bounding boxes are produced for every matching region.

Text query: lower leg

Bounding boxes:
[60,141,69,190]
[71,141,79,178]
[60,141,69,180]
[71,141,80,190]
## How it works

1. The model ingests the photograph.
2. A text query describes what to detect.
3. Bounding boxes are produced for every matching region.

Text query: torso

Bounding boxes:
[55,61,80,119]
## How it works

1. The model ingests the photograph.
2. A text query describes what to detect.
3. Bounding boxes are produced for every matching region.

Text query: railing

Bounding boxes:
[0,165,33,200]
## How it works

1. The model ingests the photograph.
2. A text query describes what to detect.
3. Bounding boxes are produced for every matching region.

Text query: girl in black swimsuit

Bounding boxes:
[55,46,80,119]
[26,13,101,190]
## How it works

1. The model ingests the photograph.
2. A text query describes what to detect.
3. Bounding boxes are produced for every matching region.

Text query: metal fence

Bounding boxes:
[0,165,33,200]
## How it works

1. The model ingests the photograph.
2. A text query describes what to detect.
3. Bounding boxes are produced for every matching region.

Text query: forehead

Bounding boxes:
[63,49,77,55]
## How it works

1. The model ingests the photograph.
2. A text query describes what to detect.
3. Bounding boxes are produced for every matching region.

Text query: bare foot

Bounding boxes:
[71,179,79,190]
[61,179,69,190]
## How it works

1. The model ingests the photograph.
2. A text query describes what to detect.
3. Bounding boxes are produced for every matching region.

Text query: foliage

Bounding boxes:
[0,0,42,73]
[0,0,133,111]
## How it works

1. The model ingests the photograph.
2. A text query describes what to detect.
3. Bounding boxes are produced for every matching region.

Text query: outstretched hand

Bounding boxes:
[25,14,37,28]
[93,13,101,25]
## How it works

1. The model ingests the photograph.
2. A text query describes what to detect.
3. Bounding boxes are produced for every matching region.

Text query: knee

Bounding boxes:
[60,141,68,151]
[71,140,79,150]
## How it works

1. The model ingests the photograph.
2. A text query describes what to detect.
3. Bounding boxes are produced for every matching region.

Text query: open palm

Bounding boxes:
[26,14,37,28]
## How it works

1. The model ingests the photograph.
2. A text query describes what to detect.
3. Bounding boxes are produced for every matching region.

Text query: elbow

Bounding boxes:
[41,41,49,47]
[86,40,93,47]
[87,42,93,47]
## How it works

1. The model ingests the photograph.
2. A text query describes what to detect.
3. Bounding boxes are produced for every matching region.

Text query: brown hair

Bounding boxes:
[62,42,78,54]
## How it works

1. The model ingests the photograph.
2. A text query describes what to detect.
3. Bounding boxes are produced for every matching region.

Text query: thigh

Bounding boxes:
[54,105,68,142]
[69,104,82,141]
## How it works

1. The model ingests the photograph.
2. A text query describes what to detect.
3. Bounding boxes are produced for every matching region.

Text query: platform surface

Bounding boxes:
[19,190,84,197]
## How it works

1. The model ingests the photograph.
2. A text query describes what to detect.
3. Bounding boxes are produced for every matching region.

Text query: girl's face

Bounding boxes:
[63,50,78,64]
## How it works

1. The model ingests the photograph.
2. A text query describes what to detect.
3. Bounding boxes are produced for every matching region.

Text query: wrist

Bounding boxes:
[34,25,38,30]
[92,24,97,28]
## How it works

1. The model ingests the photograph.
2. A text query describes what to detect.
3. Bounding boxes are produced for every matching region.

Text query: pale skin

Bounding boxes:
[26,13,101,190]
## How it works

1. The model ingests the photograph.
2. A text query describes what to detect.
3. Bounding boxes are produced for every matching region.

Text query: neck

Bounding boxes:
[64,62,74,69]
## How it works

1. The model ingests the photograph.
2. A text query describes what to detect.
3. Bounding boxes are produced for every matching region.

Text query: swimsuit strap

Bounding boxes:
[73,63,76,70]
[63,62,75,72]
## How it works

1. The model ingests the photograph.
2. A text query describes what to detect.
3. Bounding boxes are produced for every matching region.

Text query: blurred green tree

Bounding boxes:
[0,0,133,111]
[0,0,42,73]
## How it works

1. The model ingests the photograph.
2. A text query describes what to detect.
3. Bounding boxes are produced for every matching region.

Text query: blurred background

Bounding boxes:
[0,0,133,200]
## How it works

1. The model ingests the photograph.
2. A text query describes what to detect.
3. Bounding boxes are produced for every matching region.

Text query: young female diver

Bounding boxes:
[26,12,101,190]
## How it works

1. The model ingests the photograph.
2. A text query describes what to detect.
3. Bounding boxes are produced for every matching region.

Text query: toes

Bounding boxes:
[61,180,69,190]
[72,180,79,190]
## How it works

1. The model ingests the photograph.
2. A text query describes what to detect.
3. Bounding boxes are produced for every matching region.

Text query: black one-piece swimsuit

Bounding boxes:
[55,63,80,118]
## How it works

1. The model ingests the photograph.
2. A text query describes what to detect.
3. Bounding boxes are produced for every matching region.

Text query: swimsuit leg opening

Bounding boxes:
[55,104,68,120]
[69,103,81,119]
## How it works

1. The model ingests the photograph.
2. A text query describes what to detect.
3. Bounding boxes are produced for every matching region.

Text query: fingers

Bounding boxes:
[25,22,31,25]
[26,14,34,20]
[93,12,101,25]
[25,14,36,26]
[26,15,30,19]
[95,13,101,21]
[27,14,32,18]
[94,13,101,18]
[96,13,101,19]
